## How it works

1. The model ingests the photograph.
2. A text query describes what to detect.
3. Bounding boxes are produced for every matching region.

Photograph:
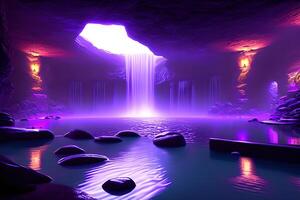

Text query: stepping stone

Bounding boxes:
[115,130,140,137]
[54,145,85,156]
[0,127,54,141]
[0,112,15,127]
[102,177,136,195]
[153,132,186,147]
[94,136,122,143]
[248,118,258,122]
[64,129,94,139]
[58,154,108,166]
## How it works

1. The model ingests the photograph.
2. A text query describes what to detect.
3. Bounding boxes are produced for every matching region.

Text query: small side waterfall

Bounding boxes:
[125,54,157,116]
[69,80,83,109]
[208,76,221,105]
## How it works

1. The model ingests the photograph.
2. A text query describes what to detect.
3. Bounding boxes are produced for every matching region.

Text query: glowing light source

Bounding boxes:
[76,23,165,117]
[288,70,300,91]
[20,43,68,57]
[237,51,255,97]
[283,9,300,26]
[77,23,156,55]
[216,37,271,99]
[220,38,271,52]
[27,52,42,92]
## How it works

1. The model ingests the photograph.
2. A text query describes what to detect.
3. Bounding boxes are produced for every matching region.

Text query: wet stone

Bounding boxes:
[58,154,108,166]
[102,177,136,195]
[94,136,122,143]
[64,129,94,140]
[54,145,85,156]
[115,130,140,137]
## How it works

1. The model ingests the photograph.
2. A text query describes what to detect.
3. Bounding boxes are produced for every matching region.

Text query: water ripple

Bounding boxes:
[78,143,170,200]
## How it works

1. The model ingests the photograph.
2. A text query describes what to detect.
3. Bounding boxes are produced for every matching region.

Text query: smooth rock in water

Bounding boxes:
[58,154,108,166]
[94,136,122,143]
[102,177,136,195]
[115,130,140,137]
[0,155,52,195]
[54,116,61,120]
[231,151,241,156]
[64,129,94,140]
[0,127,54,141]
[153,132,186,147]
[55,145,85,156]
[0,112,15,127]
[248,118,258,122]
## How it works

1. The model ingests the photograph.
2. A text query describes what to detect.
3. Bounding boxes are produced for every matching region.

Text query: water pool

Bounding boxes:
[1,117,300,200]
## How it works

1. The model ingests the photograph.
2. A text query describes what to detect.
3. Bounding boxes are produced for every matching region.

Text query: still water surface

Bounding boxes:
[1,117,300,199]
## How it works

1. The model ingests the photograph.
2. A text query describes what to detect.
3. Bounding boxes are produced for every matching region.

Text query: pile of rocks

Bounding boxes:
[0,112,15,126]
[270,90,300,123]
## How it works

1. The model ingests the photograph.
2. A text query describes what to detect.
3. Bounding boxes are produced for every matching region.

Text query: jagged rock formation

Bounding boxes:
[270,90,300,123]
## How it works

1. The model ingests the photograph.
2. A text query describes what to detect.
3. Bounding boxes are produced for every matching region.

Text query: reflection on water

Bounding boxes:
[290,177,300,191]
[287,137,300,145]
[237,131,248,141]
[78,143,170,200]
[268,128,278,144]
[29,145,48,170]
[231,157,266,193]
[128,118,196,143]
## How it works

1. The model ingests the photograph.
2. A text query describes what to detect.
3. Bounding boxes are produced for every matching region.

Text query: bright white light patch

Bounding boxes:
[78,23,154,55]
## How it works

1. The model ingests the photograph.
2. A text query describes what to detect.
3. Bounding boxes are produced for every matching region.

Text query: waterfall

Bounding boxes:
[125,54,157,116]
[76,23,166,116]
[69,80,83,109]
[209,76,221,105]
[178,80,192,112]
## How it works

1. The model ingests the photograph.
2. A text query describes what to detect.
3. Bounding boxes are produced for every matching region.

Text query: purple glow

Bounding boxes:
[78,23,155,55]
[267,128,278,144]
[77,23,165,117]
[237,131,248,141]
[231,157,266,193]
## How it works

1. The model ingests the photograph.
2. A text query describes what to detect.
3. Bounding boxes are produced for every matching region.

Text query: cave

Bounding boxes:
[1,1,300,199]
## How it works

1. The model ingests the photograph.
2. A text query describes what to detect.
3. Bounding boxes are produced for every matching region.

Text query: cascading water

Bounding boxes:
[125,54,157,117]
[76,23,165,117]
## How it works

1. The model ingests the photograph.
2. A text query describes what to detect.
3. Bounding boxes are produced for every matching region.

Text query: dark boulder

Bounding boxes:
[115,130,140,137]
[0,127,54,141]
[0,155,52,195]
[64,129,94,140]
[94,136,122,143]
[54,145,85,156]
[248,118,258,122]
[12,183,97,200]
[58,154,108,166]
[153,132,186,147]
[102,177,136,195]
[0,112,15,127]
